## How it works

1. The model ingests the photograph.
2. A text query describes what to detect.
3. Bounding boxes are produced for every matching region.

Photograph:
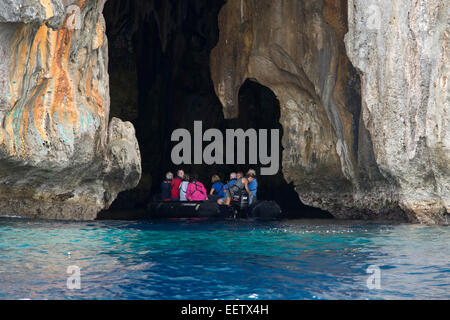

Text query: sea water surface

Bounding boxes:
[0,217,449,300]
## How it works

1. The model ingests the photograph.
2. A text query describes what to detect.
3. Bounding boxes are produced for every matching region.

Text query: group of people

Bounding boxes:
[160,169,258,206]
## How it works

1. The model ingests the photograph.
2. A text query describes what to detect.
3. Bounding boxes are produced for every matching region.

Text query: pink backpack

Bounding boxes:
[186,181,207,201]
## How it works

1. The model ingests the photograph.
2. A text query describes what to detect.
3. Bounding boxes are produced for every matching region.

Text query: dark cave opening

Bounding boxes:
[102,0,332,219]
[232,79,332,218]
[103,0,227,210]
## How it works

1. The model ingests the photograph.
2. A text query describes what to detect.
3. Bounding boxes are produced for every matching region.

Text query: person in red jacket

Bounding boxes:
[170,170,184,200]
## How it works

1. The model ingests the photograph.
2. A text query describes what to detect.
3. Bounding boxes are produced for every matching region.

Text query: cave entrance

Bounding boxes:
[102,0,331,219]
[103,0,227,210]
[232,79,332,218]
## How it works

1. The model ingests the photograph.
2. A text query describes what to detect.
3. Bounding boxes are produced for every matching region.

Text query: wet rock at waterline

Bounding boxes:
[210,0,449,224]
[0,1,141,220]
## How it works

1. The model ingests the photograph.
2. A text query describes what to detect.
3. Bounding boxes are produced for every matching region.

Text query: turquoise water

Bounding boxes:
[0,217,449,300]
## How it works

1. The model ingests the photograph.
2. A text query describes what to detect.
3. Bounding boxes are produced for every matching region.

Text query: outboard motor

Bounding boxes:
[239,192,249,210]
[228,190,250,218]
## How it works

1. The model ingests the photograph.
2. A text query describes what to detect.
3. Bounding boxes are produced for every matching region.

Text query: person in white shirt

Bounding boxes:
[178,173,190,201]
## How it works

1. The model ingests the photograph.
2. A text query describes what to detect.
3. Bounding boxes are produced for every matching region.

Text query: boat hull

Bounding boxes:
[147,200,282,220]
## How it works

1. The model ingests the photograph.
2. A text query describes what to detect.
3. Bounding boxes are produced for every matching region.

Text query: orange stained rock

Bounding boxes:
[49,21,77,132]
[39,0,54,19]
[6,25,33,155]
[5,9,106,157]
[85,52,105,116]
[93,22,104,49]
[78,0,88,9]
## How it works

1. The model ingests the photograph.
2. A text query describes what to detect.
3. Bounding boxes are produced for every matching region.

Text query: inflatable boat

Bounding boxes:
[147,197,283,220]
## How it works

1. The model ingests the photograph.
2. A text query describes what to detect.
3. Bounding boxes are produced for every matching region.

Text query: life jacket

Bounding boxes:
[229,178,245,196]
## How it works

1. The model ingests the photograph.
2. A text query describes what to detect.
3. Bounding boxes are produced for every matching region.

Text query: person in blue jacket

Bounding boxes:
[246,169,258,205]
[224,172,237,192]
[209,174,226,200]
[217,172,238,205]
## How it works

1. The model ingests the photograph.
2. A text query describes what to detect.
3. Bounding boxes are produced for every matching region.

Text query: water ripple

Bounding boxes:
[0,218,449,299]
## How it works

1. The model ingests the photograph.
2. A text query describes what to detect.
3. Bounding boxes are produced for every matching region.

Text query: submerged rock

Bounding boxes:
[210,0,449,224]
[0,0,141,220]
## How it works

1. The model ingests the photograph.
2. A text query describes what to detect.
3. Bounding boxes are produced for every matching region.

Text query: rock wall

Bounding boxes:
[0,0,141,220]
[345,0,449,224]
[210,0,449,224]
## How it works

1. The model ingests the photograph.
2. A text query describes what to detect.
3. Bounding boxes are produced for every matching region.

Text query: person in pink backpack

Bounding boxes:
[186,174,208,201]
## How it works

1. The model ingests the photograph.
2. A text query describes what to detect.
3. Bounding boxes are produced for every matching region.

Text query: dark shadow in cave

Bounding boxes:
[101,0,332,219]
[230,79,332,219]
[103,0,227,210]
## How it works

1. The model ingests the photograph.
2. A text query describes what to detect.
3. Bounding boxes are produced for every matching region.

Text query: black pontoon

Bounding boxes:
[147,195,282,220]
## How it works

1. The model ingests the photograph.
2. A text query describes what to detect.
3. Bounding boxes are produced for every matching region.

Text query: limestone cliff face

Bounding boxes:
[211,0,449,224]
[345,0,449,224]
[0,0,141,220]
